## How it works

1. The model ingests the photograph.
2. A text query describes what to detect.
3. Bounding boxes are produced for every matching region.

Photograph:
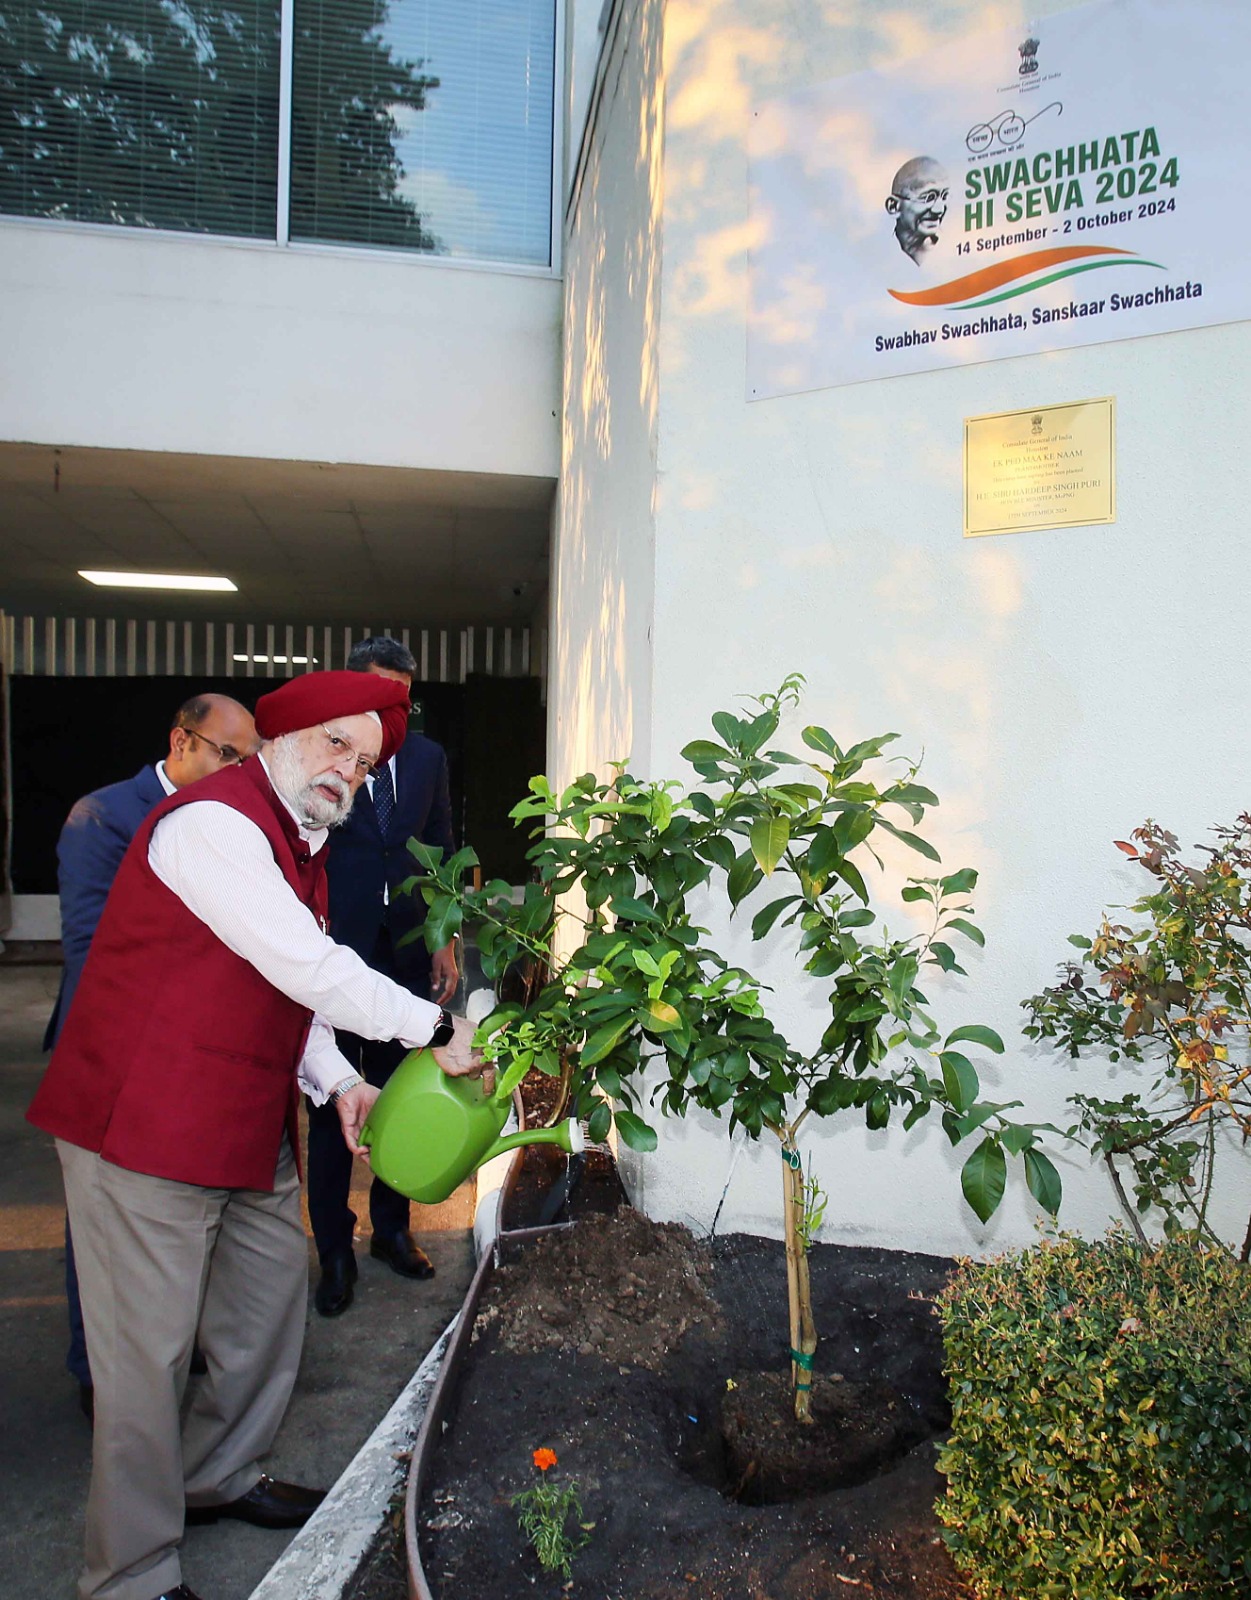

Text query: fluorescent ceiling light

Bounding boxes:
[233,655,318,665]
[79,570,238,592]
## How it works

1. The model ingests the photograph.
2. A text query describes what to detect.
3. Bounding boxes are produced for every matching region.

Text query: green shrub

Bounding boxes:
[935,1232,1251,1598]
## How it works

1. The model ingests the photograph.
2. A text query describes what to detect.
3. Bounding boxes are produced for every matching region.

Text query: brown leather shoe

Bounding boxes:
[369,1229,435,1279]
[185,1474,326,1529]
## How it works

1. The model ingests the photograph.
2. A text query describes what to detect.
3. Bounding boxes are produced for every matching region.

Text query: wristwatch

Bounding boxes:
[328,1073,364,1105]
[428,1008,456,1049]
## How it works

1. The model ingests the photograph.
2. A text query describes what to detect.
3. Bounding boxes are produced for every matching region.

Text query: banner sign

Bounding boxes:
[748,0,1247,398]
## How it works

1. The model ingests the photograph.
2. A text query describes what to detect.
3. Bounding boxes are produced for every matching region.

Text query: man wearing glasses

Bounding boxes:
[46,692,259,1422]
[309,635,458,1317]
[29,671,483,1600]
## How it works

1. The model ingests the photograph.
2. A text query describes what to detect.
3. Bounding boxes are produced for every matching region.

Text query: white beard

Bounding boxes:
[270,734,355,829]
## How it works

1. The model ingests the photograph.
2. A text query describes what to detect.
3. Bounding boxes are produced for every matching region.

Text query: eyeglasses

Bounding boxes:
[318,724,379,779]
[184,729,249,766]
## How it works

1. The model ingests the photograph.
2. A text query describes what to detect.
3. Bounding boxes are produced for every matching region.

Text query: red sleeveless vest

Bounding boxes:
[28,757,328,1190]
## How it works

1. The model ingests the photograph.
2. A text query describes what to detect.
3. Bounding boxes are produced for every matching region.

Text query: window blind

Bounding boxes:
[290,0,555,265]
[0,2,280,236]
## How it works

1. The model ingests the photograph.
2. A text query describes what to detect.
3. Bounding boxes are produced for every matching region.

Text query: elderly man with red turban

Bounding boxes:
[29,671,480,1600]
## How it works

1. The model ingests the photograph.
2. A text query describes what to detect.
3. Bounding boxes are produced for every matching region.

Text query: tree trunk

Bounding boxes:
[781,1140,818,1423]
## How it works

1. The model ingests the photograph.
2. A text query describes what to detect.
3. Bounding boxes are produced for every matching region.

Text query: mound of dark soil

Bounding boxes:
[478,1206,721,1371]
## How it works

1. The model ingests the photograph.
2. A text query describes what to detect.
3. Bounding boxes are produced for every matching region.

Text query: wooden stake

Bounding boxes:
[781,1137,817,1423]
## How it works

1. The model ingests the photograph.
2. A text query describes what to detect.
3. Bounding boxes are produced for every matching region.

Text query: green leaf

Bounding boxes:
[889,782,940,808]
[928,941,964,974]
[901,883,934,903]
[835,858,870,903]
[944,917,985,948]
[802,725,841,759]
[750,816,790,876]
[646,999,682,1032]
[727,851,763,908]
[876,816,942,862]
[1024,1148,1063,1216]
[595,1065,623,1098]
[865,1088,891,1130]
[939,1051,979,1114]
[940,867,978,896]
[681,739,731,764]
[840,907,875,928]
[581,1016,632,1066]
[1067,934,1093,950]
[742,709,779,754]
[610,895,662,925]
[843,732,900,765]
[587,1101,612,1144]
[961,1137,1007,1223]
[614,1108,658,1152]
[807,825,842,879]
[752,895,800,940]
[833,808,875,854]
[711,711,747,749]
[945,1023,1005,1054]
[699,835,736,874]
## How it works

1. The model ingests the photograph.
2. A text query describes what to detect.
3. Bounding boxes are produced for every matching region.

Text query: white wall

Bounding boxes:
[0,222,561,479]
[557,0,1251,1257]
[548,0,663,802]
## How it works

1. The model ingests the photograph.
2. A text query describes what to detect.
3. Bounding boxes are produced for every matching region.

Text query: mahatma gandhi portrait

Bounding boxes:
[885,157,950,264]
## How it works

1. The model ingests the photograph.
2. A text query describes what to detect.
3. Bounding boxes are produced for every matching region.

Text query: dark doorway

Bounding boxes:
[9,674,542,895]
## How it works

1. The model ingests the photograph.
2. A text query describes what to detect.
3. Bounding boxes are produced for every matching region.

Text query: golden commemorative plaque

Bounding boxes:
[964,397,1116,538]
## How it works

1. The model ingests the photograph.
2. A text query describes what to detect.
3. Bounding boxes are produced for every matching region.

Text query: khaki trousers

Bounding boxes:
[57,1137,308,1600]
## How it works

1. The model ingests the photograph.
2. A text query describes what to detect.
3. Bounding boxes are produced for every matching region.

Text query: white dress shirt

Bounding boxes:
[146,757,442,1104]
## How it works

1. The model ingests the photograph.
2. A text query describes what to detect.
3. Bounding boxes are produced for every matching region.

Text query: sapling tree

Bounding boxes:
[403,679,1062,1419]
[1024,816,1251,1260]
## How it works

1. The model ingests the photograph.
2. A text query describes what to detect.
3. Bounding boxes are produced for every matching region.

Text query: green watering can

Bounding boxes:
[359,1047,583,1205]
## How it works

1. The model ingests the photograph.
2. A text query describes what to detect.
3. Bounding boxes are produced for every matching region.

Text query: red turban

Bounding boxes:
[254,671,410,764]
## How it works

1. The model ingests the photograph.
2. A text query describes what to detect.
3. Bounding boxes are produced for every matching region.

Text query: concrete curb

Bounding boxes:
[246,1317,455,1600]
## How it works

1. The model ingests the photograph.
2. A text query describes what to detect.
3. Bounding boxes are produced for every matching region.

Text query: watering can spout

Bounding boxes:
[483,1118,585,1167]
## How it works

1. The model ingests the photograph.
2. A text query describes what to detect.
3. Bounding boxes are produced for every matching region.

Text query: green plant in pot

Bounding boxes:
[402,677,1062,1420]
[1024,814,1251,1258]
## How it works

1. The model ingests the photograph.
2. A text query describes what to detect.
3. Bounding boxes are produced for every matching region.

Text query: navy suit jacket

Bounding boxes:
[44,764,168,1049]
[326,732,455,993]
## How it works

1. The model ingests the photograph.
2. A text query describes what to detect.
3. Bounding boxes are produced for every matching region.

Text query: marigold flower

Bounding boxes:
[533,1447,558,1472]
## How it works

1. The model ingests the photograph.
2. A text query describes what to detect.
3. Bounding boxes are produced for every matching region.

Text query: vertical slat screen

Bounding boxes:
[2,616,543,682]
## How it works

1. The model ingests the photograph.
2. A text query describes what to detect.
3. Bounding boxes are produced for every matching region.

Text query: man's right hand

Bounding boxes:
[432,1013,487,1079]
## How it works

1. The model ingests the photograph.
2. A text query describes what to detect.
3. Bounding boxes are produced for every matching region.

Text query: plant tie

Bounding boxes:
[790,1347,814,1390]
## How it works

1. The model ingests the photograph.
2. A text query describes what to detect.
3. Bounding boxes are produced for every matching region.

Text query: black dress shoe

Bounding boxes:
[148,1587,205,1600]
[78,1382,94,1424]
[369,1229,436,1279]
[314,1250,358,1317]
[185,1474,327,1529]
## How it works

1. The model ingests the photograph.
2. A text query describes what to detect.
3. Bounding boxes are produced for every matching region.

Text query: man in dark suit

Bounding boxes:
[309,637,459,1316]
[48,693,259,1415]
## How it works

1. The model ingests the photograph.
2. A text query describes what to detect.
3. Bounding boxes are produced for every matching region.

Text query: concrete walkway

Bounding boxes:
[0,963,474,1600]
